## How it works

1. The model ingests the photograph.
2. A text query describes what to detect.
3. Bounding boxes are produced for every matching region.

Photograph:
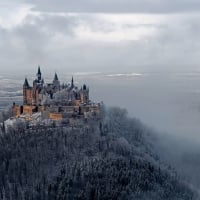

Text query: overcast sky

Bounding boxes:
[0,0,200,75]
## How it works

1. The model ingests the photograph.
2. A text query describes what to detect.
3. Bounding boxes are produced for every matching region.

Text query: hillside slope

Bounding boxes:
[0,107,197,200]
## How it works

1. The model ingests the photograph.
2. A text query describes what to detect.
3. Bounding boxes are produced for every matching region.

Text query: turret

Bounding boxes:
[23,78,30,88]
[54,73,58,81]
[23,78,32,105]
[37,66,42,81]
[34,66,43,88]
[53,72,60,91]
[80,84,89,104]
[83,84,87,90]
[71,76,74,88]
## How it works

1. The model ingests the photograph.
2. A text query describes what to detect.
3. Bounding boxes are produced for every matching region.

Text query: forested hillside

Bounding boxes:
[0,107,197,200]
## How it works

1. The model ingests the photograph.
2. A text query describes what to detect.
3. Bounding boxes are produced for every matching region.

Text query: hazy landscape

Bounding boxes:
[2,69,200,139]
[1,0,200,199]
[1,69,200,192]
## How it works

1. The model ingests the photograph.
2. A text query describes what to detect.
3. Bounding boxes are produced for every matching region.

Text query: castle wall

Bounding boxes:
[23,105,34,115]
[62,106,79,113]
[74,100,81,106]
[46,105,80,114]
[89,105,100,113]
[80,90,89,104]
[49,113,62,121]
[24,88,33,105]
[32,88,40,105]
[12,105,21,117]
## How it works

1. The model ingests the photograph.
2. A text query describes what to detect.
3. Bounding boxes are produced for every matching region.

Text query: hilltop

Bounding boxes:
[0,106,197,200]
[0,67,198,199]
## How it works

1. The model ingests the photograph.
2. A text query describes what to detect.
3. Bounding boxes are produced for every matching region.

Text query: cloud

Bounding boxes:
[0,2,33,29]
[25,0,200,14]
[0,1,200,75]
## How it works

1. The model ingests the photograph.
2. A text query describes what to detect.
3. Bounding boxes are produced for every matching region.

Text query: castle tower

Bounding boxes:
[32,66,44,105]
[52,72,60,91]
[23,78,32,105]
[34,66,43,87]
[37,66,42,81]
[71,76,74,88]
[54,72,58,81]
[80,84,89,104]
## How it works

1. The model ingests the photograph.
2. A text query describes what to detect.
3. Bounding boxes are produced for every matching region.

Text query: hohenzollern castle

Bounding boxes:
[12,66,101,125]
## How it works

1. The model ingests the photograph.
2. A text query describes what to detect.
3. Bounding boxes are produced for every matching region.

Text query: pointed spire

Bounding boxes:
[37,65,42,81]
[71,76,74,88]
[37,65,41,75]
[23,78,29,88]
[54,73,58,81]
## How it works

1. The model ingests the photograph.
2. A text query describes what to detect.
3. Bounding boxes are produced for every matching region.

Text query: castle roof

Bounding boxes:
[83,84,87,90]
[54,73,59,81]
[37,66,41,75]
[71,76,74,88]
[23,78,30,88]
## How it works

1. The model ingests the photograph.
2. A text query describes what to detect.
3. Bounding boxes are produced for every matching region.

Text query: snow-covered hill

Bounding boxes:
[0,107,197,199]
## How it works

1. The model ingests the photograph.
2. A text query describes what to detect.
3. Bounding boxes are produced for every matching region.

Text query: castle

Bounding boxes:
[12,67,101,124]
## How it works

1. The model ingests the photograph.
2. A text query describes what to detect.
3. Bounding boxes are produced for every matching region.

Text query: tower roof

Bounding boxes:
[83,84,87,90]
[71,76,74,88]
[37,66,41,75]
[54,73,59,81]
[23,78,30,87]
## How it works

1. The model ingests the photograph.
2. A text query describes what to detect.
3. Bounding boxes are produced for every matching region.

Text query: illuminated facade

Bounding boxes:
[13,67,100,122]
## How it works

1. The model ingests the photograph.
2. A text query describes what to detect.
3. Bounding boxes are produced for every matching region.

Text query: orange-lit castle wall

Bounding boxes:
[49,113,63,121]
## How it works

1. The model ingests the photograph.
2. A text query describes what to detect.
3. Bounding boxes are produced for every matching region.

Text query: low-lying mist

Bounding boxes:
[2,69,200,190]
[86,71,200,190]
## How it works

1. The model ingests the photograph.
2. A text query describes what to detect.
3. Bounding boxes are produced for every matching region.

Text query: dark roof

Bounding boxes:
[71,76,74,88]
[23,78,30,87]
[37,66,41,75]
[54,73,59,81]
[83,84,87,90]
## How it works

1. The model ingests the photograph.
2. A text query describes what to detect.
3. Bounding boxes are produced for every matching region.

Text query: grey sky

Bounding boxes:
[0,0,200,74]
[26,0,200,13]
